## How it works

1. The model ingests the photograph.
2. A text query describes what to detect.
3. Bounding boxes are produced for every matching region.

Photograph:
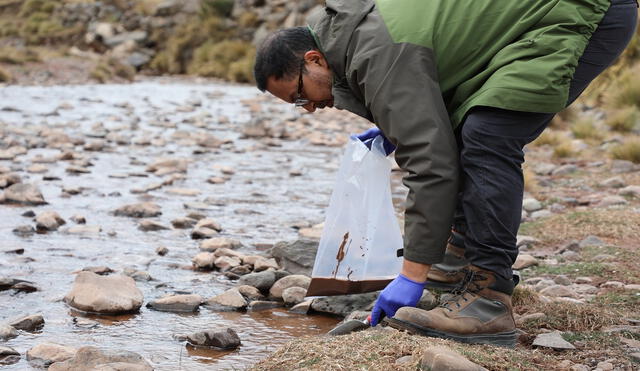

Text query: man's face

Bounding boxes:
[266,50,334,113]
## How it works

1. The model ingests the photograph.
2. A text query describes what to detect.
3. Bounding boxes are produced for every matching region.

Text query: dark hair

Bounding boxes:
[254,27,318,92]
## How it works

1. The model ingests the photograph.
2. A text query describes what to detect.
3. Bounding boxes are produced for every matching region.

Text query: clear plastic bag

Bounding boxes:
[306,136,403,296]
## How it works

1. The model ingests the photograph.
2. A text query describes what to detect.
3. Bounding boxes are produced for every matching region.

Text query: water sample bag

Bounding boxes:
[306,136,403,296]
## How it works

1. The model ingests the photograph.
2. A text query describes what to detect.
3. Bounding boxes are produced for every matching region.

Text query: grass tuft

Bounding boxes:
[552,141,575,158]
[188,40,255,82]
[606,106,639,132]
[610,138,640,163]
[90,57,135,83]
[571,117,603,141]
[0,66,11,82]
[0,46,40,64]
[531,129,562,147]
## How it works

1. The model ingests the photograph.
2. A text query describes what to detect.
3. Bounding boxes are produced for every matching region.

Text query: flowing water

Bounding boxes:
[0,78,407,370]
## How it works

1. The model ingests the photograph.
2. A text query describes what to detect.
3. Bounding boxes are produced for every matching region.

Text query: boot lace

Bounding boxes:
[440,269,487,312]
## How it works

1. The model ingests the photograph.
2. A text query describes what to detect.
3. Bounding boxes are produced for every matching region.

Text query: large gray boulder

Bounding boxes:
[311,292,379,317]
[64,272,143,314]
[2,183,47,205]
[269,240,317,275]
[237,270,276,292]
[48,346,152,371]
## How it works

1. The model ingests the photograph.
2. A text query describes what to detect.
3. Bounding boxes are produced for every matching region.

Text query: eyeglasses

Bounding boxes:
[294,59,309,107]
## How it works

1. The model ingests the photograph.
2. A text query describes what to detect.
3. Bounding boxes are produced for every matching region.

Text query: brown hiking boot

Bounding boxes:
[425,230,469,291]
[384,266,517,347]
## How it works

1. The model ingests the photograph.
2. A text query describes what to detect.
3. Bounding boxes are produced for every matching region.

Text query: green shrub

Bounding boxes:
[610,138,640,163]
[606,106,639,133]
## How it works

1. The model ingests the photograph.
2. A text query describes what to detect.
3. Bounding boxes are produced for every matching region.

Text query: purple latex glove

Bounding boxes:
[354,127,396,155]
[370,274,425,326]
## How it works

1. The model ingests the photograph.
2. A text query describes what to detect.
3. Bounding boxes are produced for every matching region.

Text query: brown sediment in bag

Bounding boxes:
[306,277,391,296]
[331,232,351,278]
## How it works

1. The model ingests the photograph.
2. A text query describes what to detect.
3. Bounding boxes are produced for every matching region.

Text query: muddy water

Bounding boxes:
[0,78,408,370]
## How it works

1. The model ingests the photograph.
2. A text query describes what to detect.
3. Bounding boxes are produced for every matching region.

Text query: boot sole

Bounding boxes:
[382,317,517,348]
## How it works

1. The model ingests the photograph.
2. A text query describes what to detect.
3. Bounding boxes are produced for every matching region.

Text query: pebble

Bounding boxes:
[539,285,576,298]
[8,313,44,331]
[530,210,552,219]
[113,202,161,218]
[156,246,169,256]
[147,294,203,313]
[601,281,624,289]
[554,275,572,286]
[138,219,170,231]
[270,275,312,299]
[522,198,542,212]
[599,176,626,188]
[69,214,86,224]
[579,235,604,248]
[282,287,307,305]
[0,325,18,341]
[192,252,216,270]
[199,237,241,251]
[247,300,282,311]
[237,271,276,292]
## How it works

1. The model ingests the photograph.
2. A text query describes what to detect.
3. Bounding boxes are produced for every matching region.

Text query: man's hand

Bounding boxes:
[370,274,425,326]
[354,127,396,155]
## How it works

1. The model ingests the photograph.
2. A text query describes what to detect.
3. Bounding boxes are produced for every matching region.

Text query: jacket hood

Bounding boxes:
[307,0,375,78]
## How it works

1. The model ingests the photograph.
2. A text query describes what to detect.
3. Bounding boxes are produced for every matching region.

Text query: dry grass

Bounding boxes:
[549,106,578,130]
[188,40,255,82]
[606,106,639,132]
[610,137,640,163]
[0,65,11,82]
[531,129,562,147]
[0,46,40,64]
[522,166,538,194]
[518,209,640,247]
[570,117,602,141]
[90,57,135,83]
[552,141,575,158]
[604,66,640,110]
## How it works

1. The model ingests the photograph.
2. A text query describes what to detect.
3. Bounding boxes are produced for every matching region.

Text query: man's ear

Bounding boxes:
[303,50,328,68]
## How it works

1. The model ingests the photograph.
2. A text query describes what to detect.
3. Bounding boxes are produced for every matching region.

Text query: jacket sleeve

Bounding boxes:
[346,28,459,265]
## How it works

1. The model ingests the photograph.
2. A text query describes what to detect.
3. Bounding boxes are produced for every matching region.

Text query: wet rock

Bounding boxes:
[171,217,197,229]
[269,239,317,276]
[229,265,252,276]
[167,188,201,196]
[186,328,241,349]
[70,214,86,224]
[516,235,540,248]
[512,254,538,270]
[214,256,242,271]
[598,195,628,207]
[191,218,222,239]
[64,272,143,314]
[599,176,626,188]
[146,158,189,175]
[282,287,307,305]
[611,160,635,173]
[618,185,640,198]
[200,237,241,251]
[113,202,161,218]
[248,300,282,311]
[532,331,575,350]
[311,292,378,317]
[12,282,38,293]
[0,325,18,341]
[213,248,245,259]
[206,288,247,311]
[48,346,152,371]
[192,252,216,270]
[156,246,169,256]
[65,225,101,236]
[290,300,312,314]
[123,268,152,282]
[253,257,279,272]
[2,183,47,205]
[522,198,542,212]
[26,343,76,368]
[8,313,44,331]
[270,275,311,299]
[237,285,264,301]
[237,270,276,292]
[0,173,21,189]
[420,346,488,371]
[579,235,604,248]
[147,294,203,313]
[0,346,20,363]
[12,225,35,237]
[72,318,99,329]
[36,211,66,231]
[138,219,170,231]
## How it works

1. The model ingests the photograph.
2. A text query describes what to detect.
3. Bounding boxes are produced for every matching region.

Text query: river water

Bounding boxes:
[0,78,407,370]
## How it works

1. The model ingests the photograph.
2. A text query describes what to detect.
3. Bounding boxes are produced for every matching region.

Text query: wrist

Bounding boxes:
[400,258,431,283]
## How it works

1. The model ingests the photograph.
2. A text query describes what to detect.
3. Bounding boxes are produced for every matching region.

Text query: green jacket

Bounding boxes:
[308,0,609,264]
